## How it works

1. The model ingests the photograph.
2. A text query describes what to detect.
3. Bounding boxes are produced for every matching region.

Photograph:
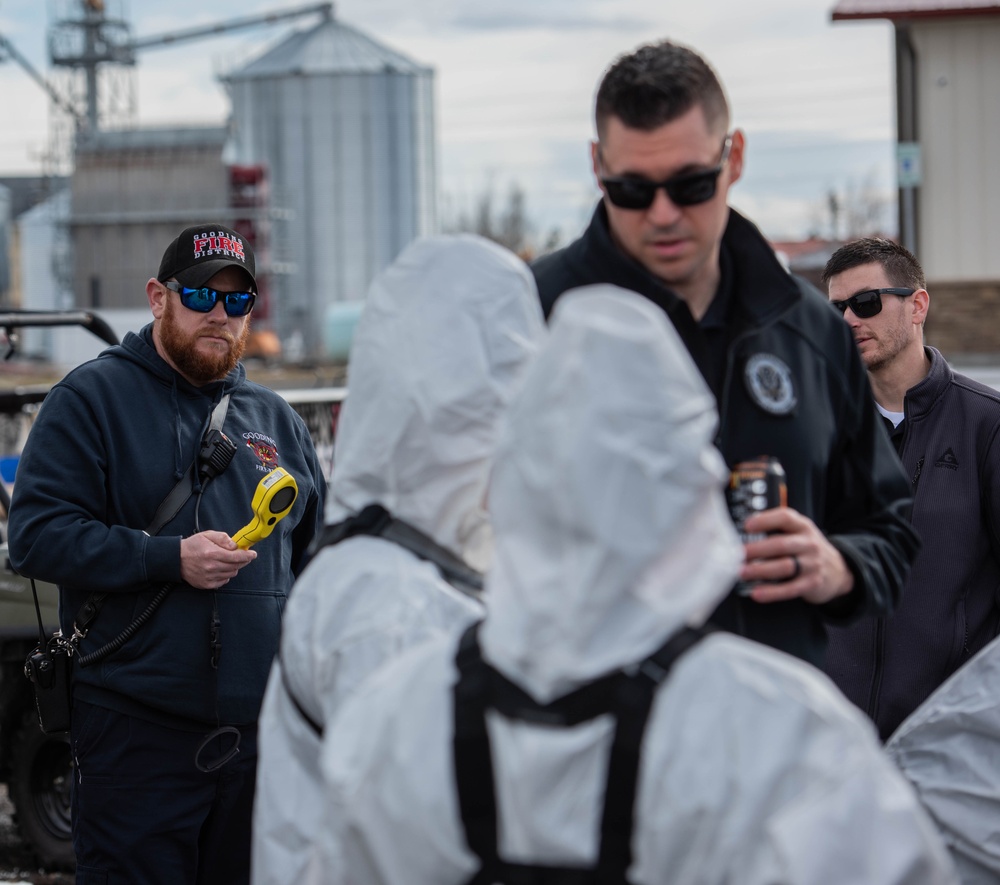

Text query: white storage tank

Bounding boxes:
[223,9,436,357]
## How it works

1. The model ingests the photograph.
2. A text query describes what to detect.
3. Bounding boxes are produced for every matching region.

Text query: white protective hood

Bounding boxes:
[312,286,955,885]
[326,233,546,570]
[887,633,1000,883]
[480,283,743,701]
[252,235,544,885]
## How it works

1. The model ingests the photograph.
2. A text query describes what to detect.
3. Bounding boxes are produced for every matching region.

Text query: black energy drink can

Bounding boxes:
[727,457,787,596]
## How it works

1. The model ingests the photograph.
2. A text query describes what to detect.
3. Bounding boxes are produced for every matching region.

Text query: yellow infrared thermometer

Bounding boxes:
[232,468,299,549]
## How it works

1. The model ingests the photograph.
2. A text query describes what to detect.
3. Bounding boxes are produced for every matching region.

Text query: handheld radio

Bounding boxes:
[232,467,299,549]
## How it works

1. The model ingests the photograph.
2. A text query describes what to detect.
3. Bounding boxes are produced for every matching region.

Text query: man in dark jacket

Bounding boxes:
[531,40,918,667]
[8,224,326,884]
[823,236,1000,740]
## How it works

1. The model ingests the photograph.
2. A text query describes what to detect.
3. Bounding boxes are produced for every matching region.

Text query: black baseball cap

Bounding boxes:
[157,224,257,291]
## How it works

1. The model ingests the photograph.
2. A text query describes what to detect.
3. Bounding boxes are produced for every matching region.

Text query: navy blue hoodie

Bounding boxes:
[9,325,326,726]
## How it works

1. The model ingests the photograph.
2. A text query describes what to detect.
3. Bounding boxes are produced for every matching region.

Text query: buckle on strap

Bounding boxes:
[71,592,108,644]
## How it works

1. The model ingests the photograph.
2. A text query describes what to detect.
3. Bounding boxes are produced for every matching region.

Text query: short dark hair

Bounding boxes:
[594,40,730,140]
[821,237,926,290]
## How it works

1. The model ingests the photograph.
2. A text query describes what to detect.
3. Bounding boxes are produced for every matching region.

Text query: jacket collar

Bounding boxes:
[584,201,801,327]
[719,208,802,325]
[904,346,953,419]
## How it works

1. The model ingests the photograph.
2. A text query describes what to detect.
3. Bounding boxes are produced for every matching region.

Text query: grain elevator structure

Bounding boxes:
[223,10,437,355]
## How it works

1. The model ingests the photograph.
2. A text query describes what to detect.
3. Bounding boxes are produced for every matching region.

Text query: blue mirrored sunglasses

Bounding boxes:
[164,281,256,317]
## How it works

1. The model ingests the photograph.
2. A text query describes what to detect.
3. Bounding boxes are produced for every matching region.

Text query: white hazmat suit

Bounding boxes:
[311,284,956,885]
[887,633,1000,883]
[251,234,546,885]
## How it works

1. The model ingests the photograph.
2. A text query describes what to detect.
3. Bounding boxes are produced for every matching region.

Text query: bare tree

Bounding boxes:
[842,173,890,239]
[447,181,553,260]
[813,170,892,240]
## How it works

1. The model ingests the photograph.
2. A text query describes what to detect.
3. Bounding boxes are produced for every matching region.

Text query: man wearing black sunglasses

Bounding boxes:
[531,41,917,668]
[823,237,1000,741]
[8,223,327,883]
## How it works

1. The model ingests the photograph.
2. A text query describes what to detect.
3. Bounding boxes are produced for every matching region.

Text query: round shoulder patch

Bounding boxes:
[743,353,797,415]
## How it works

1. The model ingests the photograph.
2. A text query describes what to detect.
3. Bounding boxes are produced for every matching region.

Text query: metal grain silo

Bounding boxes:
[223,9,436,357]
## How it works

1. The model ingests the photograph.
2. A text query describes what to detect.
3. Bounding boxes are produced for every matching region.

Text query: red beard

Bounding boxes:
[159,295,250,385]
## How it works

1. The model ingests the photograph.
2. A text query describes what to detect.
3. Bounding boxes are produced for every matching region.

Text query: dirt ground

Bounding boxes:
[0,786,72,885]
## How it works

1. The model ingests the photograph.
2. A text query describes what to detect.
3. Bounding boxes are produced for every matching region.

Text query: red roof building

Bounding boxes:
[832,1,1000,20]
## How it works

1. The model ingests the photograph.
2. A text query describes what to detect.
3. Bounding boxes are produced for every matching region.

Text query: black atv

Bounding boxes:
[0,310,118,871]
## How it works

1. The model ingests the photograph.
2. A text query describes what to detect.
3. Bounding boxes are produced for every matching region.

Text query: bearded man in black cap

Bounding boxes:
[9,223,326,884]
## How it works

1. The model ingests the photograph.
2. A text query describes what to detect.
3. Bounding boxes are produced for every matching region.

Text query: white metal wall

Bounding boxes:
[70,138,230,310]
[227,68,437,356]
[913,18,1000,280]
[0,185,10,300]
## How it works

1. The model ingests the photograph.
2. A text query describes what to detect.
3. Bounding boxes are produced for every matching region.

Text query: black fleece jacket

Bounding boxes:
[826,347,1000,739]
[532,204,918,668]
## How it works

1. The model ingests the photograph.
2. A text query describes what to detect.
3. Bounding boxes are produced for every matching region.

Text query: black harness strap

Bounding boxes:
[453,626,498,879]
[283,502,486,739]
[596,627,705,882]
[453,622,707,885]
[309,503,484,597]
[311,499,394,548]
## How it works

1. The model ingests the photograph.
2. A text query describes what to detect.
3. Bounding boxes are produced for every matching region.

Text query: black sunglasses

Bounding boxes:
[164,281,256,318]
[830,287,915,319]
[599,135,732,209]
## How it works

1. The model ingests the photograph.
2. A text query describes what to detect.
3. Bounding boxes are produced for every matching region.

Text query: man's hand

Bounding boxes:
[740,507,853,605]
[180,531,257,589]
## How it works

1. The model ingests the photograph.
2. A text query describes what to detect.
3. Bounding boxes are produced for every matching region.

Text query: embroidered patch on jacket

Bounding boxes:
[244,431,280,472]
[935,448,959,470]
[743,353,797,415]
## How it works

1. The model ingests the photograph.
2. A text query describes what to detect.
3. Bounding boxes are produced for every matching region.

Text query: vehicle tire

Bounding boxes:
[9,709,75,870]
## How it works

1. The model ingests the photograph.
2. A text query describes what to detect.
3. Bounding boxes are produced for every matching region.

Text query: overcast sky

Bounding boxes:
[0,0,899,242]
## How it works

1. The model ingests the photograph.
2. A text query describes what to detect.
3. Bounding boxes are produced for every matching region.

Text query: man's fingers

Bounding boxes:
[749,581,806,604]
[741,553,802,584]
[743,536,800,563]
[742,551,811,604]
[738,505,854,606]
[201,530,239,550]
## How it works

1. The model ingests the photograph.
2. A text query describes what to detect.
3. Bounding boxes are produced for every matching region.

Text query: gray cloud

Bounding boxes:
[451,11,652,31]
